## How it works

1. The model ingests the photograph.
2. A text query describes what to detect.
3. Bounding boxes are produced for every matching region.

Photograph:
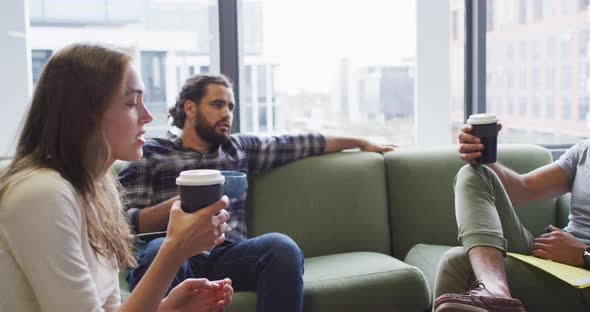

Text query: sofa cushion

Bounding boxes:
[404,244,451,294]
[385,144,556,260]
[247,152,391,258]
[226,252,430,312]
[119,270,130,301]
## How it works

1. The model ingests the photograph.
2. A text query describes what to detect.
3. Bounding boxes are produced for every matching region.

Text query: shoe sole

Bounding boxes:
[435,302,489,312]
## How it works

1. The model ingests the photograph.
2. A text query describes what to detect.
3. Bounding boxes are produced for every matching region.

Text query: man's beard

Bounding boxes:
[194,113,230,145]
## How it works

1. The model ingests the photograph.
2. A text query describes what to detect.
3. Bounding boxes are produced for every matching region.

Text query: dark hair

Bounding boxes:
[168,74,232,128]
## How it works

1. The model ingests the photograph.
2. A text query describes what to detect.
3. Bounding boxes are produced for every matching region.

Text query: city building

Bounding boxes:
[358,65,414,121]
[451,0,590,144]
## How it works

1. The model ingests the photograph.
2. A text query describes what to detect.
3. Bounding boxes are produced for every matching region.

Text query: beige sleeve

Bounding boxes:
[1,172,105,312]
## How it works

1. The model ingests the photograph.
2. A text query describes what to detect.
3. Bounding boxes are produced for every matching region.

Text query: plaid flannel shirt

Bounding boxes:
[118,133,325,242]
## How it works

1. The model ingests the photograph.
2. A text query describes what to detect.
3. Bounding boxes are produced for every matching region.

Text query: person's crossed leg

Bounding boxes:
[434,165,530,312]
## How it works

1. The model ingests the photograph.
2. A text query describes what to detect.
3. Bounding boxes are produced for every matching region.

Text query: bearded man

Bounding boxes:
[119,74,393,312]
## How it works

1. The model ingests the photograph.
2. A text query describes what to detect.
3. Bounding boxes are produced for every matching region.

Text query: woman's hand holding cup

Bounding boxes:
[165,196,230,259]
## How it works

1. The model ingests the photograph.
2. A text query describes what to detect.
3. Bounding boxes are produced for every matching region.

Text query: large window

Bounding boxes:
[486,0,590,144]
[27,0,219,138]
[238,0,460,146]
[31,50,52,85]
[141,51,168,135]
[3,0,466,154]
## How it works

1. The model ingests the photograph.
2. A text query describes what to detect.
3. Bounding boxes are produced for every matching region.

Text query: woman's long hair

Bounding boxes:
[0,43,136,268]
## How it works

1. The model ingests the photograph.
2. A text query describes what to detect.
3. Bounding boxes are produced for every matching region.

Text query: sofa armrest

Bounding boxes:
[556,193,571,229]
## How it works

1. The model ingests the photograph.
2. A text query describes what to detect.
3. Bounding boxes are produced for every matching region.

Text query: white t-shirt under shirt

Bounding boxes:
[554,139,590,246]
[0,169,120,312]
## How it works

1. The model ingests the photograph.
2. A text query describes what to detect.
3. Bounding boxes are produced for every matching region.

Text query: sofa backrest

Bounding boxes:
[385,144,556,259]
[0,154,391,259]
[247,151,392,258]
[1,143,560,262]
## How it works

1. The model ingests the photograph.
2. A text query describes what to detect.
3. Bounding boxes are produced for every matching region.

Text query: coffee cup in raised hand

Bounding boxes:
[176,169,225,213]
[467,113,499,164]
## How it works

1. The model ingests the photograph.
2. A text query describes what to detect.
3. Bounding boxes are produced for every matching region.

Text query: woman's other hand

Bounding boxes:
[159,278,233,312]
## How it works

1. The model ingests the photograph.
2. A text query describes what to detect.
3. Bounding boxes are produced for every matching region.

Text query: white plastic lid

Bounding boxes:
[176,169,225,186]
[467,113,499,125]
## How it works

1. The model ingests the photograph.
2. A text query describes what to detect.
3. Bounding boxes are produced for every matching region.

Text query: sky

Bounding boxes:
[260,0,417,93]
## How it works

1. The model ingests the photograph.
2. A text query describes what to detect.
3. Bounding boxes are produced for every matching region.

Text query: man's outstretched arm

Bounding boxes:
[324,136,396,154]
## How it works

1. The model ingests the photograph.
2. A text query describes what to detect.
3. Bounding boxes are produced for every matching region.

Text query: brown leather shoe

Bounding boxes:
[434,281,526,312]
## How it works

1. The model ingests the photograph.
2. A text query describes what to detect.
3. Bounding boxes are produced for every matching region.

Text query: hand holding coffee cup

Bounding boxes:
[459,113,501,164]
[176,170,225,213]
[166,196,230,259]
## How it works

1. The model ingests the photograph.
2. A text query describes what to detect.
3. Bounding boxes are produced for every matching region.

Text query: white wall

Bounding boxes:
[416,0,451,145]
[0,0,32,156]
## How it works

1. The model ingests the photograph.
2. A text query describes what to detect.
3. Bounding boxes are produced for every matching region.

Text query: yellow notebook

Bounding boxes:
[508,252,590,288]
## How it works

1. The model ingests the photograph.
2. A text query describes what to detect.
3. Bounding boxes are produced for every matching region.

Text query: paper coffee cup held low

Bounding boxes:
[176,170,225,213]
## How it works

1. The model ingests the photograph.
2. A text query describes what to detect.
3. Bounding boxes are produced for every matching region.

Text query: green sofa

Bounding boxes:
[394,144,588,312]
[2,143,575,311]
[218,143,574,311]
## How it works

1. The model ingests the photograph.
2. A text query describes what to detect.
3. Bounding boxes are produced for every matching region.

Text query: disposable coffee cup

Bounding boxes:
[467,113,499,164]
[176,170,225,213]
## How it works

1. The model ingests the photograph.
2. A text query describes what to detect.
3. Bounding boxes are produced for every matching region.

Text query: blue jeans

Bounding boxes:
[128,232,304,312]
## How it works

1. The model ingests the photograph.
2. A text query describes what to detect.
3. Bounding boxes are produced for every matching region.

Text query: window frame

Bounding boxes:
[464,0,573,158]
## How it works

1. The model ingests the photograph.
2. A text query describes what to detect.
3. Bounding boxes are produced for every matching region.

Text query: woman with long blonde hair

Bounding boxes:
[0,43,233,312]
